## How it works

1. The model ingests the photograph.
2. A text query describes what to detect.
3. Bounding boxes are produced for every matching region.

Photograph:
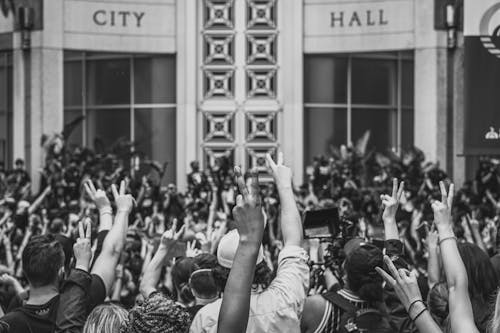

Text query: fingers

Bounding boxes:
[78,220,85,239]
[85,218,92,239]
[84,183,94,200]
[249,169,261,203]
[383,255,400,281]
[375,267,396,286]
[175,224,186,240]
[392,178,398,198]
[119,180,126,196]
[236,194,243,207]
[111,184,119,200]
[439,181,447,205]
[277,151,284,166]
[397,181,405,201]
[447,183,454,207]
[265,153,277,171]
[234,166,250,200]
[171,218,178,233]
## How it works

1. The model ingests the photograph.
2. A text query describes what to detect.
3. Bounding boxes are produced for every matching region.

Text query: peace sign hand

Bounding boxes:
[74,218,93,272]
[431,181,454,233]
[381,178,404,223]
[160,219,185,249]
[266,152,292,190]
[111,180,135,214]
[84,179,111,211]
[232,167,265,244]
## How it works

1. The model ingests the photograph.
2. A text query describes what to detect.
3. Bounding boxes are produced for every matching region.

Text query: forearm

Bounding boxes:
[28,189,49,215]
[278,188,302,247]
[5,245,14,272]
[111,279,123,302]
[427,247,440,288]
[218,241,260,333]
[414,311,443,333]
[98,207,113,232]
[140,246,168,298]
[383,218,399,241]
[438,226,468,290]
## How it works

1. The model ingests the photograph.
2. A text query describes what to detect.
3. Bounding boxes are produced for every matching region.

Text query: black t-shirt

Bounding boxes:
[0,295,59,333]
[0,274,106,333]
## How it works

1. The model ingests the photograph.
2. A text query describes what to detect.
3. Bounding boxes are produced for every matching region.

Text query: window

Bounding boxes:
[64,52,177,182]
[304,52,414,164]
[0,52,13,167]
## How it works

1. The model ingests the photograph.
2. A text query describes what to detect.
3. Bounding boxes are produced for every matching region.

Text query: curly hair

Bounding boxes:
[121,292,191,333]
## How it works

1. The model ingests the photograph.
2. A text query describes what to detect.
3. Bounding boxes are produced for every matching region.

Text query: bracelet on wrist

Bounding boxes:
[117,209,131,214]
[407,299,424,315]
[438,236,457,246]
[100,207,112,214]
[411,307,428,322]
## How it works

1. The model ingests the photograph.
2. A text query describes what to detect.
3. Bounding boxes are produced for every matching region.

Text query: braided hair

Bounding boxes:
[122,292,191,333]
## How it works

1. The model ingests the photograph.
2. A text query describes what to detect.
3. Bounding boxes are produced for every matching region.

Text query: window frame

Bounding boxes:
[304,51,414,155]
[63,51,177,148]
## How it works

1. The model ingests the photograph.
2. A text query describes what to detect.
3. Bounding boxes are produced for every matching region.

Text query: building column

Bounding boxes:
[279,0,304,185]
[28,0,64,191]
[414,0,448,168]
[12,34,25,166]
[176,0,197,191]
[452,32,466,186]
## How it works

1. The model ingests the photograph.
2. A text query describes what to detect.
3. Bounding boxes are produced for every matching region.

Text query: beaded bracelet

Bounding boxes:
[407,299,424,315]
[411,307,427,322]
[438,236,457,246]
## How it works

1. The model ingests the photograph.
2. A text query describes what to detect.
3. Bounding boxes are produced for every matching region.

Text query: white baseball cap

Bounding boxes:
[217,229,264,269]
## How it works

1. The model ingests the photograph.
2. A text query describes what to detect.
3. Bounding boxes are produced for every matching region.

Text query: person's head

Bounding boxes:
[123,292,191,333]
[22,235,65,288]
[212,229,272,291]
[344,243,384,305]
[193,253,218,269]
[83,303,128,333]
[190,161,199,172]
[189,269,218,300]
[14,158,24,170]
[171,257,197,305]
[457,242,498,302]
[49,218,65,234]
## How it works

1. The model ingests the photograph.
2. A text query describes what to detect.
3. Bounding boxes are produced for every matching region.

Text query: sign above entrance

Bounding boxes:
[64,0,175,53]
[304,0,414,53]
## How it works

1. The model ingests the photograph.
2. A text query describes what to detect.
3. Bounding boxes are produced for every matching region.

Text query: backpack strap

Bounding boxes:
[321,291,358,314]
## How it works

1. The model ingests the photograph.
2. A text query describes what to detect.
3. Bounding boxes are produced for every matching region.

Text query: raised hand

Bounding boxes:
[186,240,201,258]
[232,167,265,244]
[381,178,404,223]
[111,179,135,214]
[376,256,423,314]
[160,219,185,249]
[84,179,111,211]
[73,218,93,272]
[266,152,292,190]
[431,181,454,233]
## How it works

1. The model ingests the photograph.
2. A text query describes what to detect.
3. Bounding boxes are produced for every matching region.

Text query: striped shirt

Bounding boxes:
[313,289,368,333]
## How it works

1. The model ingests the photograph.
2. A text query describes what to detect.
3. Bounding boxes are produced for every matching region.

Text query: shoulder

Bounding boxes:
[301,295,329,333]
[191,299,222,328]
[0,311,26,331]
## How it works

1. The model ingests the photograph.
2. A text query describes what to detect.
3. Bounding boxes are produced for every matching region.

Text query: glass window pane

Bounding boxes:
[86,109,130,150]
[134,56,176,104]
[64,110,84,148]
[352,108,396,151]
[87,59,130,105]
[352,58,396,105]
[304,108,347,164]
[304,56,347,104]
[64,61,83,106]
[401,108,414,150]
[402,60,414,107]
[134,108,176,183]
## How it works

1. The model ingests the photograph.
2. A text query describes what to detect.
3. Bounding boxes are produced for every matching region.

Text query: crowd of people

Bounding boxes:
[0,134,500,332]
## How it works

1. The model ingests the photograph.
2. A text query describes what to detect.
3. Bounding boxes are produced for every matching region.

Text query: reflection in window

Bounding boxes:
[63,53,177,182]
[304,52,414,165]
